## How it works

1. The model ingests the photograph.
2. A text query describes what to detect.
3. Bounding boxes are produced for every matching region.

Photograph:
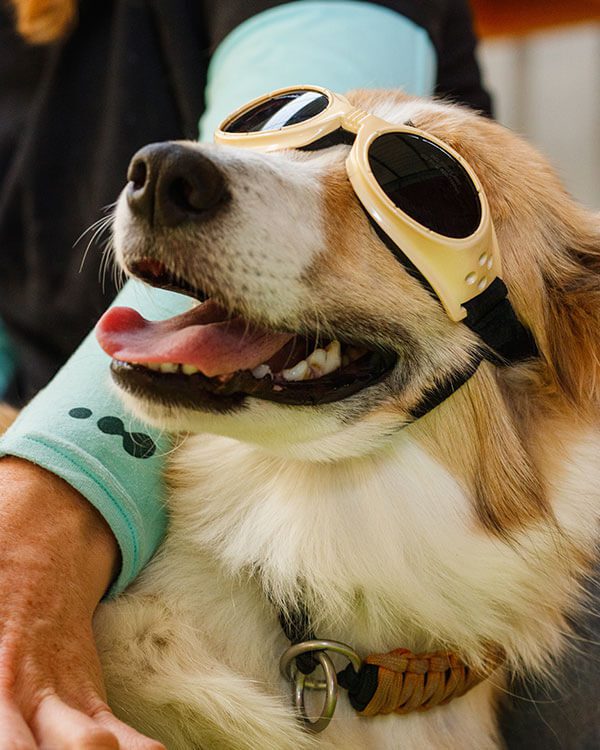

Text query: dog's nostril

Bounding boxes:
[168,176,213,214]
[157,151,227,227]
[129,159,147,191]
[129,160,148,190]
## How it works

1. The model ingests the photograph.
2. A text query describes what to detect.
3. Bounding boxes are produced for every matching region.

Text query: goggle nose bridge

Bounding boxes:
[339,108,371,133]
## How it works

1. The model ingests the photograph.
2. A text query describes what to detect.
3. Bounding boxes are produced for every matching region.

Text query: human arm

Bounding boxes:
[0,456,165,749]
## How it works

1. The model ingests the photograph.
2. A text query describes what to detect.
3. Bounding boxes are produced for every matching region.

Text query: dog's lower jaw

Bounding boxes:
[116,384,406,462]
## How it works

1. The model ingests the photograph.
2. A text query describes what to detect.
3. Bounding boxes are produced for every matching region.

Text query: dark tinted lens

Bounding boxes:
[224,91,329,133]
[368,133,481,238]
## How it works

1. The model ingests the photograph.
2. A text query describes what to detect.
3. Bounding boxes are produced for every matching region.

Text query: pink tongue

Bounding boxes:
[96,300,293,377]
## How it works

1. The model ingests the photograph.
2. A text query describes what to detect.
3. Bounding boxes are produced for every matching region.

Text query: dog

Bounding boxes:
[93,89,600,749]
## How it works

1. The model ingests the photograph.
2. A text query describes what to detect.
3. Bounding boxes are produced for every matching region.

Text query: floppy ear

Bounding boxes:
[9,0,76,44]
[543,218,600,414]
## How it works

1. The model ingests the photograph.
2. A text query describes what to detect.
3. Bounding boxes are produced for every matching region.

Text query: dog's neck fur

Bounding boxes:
[165,372,598,676]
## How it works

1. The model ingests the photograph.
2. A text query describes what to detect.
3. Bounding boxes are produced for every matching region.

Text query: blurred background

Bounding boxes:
[470,0,600,210]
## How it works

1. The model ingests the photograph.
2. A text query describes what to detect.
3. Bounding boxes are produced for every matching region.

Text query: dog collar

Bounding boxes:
[278,606,503,732]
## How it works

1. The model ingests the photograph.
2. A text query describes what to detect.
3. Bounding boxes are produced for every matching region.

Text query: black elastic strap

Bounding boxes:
[278,606,319,675]
[368,216,538,366]
[298,127,355,151]
[409,355,482,420]
[369,215,438,299]
[462,277,538,363]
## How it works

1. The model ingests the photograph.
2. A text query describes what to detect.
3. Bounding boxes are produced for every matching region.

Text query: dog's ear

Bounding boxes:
[543,218,600,413]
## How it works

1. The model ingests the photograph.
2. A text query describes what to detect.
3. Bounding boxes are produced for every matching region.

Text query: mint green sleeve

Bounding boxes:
[0,0,436,596]
[199,1,435,138]
[0,283,190,594]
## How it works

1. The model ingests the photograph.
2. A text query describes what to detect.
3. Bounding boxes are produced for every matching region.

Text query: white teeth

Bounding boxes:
[326,340,341,358]
[282,360,310,381]
[159,362,179,374]
[252,364,272,379]
[306,348,327,371]
[308,341,341,376]
[280,340,343,382]
[141,340,345,383]
[143,361,198,375]
[324,341,341,374]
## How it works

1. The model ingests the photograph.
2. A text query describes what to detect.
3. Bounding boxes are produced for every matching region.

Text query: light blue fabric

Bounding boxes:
[200,0,436,139]
[0,0,436,595]
[0,318,16,397]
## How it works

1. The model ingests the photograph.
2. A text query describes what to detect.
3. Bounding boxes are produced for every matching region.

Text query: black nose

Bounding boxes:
[126,143,227,227]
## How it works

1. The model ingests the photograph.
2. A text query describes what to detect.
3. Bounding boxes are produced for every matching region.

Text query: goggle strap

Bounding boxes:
[369,215,538,364]
[367,213,437,298]
[298,128,356,151]
[408,356,483,421]
[463,278,539,364]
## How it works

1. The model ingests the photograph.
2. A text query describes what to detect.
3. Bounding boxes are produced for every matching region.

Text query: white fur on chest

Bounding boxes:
[165,432,569,660]
[168,432,478,653]
[96,429,599,749]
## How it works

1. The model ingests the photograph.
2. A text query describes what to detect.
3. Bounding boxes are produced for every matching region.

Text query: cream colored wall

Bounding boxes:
[478,22,600,210]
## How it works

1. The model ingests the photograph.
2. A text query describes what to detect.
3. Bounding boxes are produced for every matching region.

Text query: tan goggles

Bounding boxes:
[215,85,500,323]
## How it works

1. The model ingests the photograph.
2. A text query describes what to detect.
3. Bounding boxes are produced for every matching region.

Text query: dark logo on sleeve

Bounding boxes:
[68,408,156,459]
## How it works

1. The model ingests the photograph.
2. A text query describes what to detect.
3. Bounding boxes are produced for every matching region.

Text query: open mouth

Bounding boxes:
[96,259,396,409]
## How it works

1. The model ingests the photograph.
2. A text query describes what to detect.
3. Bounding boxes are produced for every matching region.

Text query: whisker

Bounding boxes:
[78,213,115,273]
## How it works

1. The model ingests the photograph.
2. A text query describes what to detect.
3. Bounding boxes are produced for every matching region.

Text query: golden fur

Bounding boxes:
[340,90,600,534]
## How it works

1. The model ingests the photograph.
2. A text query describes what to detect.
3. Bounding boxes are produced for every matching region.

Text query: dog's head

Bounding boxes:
[98,89,600,464]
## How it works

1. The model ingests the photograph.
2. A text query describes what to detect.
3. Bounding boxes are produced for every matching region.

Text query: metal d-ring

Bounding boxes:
[279,640,362,734]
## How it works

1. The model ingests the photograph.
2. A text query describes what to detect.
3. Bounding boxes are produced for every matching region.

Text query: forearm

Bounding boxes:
[0,455,165,749]
[0,456,119,612]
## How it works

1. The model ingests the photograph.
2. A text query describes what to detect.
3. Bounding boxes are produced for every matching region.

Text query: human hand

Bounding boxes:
[0,456,165,749]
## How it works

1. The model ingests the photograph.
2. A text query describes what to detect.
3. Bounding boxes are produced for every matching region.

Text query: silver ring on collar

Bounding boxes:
[279,640,362,733]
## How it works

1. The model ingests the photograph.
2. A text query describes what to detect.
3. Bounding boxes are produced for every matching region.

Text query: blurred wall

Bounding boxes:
[478,22,600,210]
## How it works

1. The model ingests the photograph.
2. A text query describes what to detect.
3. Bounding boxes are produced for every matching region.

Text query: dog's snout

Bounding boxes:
[126,143,227,227]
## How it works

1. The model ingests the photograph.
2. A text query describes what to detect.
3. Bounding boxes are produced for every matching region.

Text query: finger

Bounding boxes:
[0,698,38,749]
[32,694,119,750]
[93,708,166,750]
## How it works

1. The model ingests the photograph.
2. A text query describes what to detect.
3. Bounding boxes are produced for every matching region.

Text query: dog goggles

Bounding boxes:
[215,85,537,365]
[215,85,498,324]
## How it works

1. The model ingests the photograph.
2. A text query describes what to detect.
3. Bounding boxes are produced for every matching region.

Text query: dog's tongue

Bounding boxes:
[96,300,293,377]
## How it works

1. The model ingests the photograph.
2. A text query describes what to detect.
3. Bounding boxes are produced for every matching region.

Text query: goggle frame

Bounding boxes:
[215,85,500,323]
